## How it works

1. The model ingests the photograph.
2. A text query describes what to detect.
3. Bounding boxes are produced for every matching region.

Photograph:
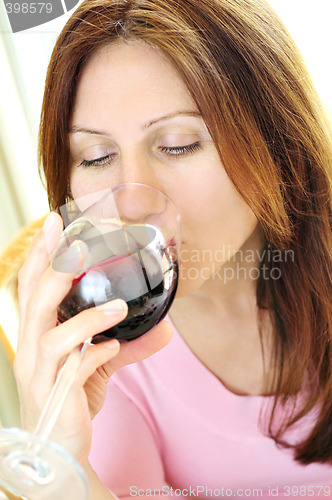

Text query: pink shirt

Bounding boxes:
[89,317,332,499]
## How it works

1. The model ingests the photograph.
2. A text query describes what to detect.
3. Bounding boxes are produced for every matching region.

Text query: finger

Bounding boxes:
[20,239,90,349]
[18,212,63,320]
[73,321,173,419]
[29,300,128,401]
[79,339,121,417]
[60,320,173,416]
[38,300,127,362]
[18,267,76,353]
[98,319,174,377]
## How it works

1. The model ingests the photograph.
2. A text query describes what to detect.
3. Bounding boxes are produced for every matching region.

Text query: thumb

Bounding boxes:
[103,320,173,375]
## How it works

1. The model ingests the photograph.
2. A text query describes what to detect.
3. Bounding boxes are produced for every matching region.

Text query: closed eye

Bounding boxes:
[159,142,202,157]
[79,154,117,168]
[77,142,202,167]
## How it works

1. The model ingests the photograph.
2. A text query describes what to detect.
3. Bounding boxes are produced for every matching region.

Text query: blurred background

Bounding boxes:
[0,0,331,254]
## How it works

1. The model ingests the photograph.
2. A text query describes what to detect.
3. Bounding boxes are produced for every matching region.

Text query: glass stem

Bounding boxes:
[33,338,92,442]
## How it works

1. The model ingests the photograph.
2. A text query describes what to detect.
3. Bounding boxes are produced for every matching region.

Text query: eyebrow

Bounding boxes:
[143,110,201,129]
[69,111,202,136]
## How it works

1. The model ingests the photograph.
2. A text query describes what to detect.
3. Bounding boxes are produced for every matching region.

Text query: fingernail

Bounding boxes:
[97,299,127,315]
[68,240,88,268]
[43,212,58,233]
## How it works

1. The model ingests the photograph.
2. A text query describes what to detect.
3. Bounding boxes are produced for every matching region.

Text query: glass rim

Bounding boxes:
[66,182,179,216]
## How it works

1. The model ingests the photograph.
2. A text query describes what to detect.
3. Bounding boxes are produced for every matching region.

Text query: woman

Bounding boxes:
[14,0,332,498]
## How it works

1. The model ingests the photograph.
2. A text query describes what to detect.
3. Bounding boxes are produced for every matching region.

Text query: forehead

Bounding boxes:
[82,39,170,75]
[72,40,196,123]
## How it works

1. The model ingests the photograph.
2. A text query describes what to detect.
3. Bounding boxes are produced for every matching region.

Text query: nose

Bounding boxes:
[108,150,166,221]
[112,146,151,184]
[110,183,168,225]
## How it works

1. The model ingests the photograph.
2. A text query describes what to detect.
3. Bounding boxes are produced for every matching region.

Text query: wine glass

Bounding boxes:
[55,182,181,342]
[0,183,181,499]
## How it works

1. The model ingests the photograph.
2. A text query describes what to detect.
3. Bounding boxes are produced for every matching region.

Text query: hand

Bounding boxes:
[14,212,173,463]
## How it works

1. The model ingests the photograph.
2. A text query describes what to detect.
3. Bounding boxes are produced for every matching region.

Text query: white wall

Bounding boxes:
[269,0,332,113]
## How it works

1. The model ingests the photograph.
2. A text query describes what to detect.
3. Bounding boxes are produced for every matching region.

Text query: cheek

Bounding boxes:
[178,165,256,245]
[175,168,258,274]
[70,170,86,199]
[70,169,107,200]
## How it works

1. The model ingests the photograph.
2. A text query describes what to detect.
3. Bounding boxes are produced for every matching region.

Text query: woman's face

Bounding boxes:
[69,40,258,296]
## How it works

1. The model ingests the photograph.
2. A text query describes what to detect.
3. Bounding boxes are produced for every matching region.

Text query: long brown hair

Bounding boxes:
[39,0,332,464]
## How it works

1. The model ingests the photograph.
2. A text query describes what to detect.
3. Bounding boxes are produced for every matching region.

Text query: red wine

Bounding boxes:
[57,225,178,342]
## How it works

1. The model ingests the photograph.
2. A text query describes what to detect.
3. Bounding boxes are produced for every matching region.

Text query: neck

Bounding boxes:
[190,224,265,317]
[169,224,275,396]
